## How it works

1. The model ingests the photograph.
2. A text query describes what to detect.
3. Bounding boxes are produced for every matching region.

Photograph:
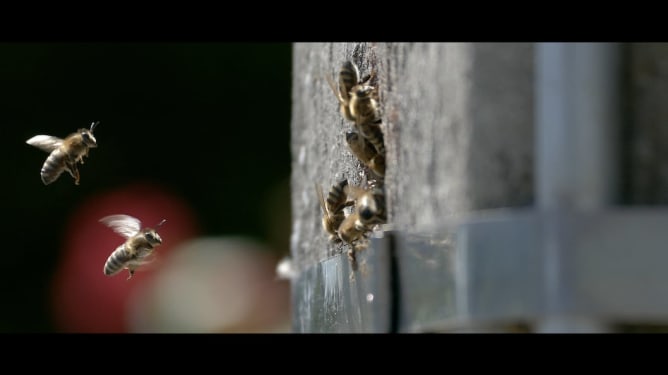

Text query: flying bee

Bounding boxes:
[315,179,354,242]
[100,214,166,280]
[346,130,385,178]
[326,60,373,122]
[26,121,99,185]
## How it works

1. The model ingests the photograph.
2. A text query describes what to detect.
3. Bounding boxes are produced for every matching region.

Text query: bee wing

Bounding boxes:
[344,184,367,201]
[26,135,63,153]
[315,183,329,215]
[128,255,156,268]
[324,73,346,105]
[127,253,159,275]
[99,215,142,239]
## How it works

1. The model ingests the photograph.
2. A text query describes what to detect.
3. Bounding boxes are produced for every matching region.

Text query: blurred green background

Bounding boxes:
[0,43,293,332]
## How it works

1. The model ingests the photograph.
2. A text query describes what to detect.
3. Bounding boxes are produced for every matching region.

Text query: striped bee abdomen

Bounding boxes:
[367,154,386,178]
[351,88,381,127]
[40,149,67,185]
[104,244,132,276]
[339,61,359,98]
[326,179,349,213]
[358,122,385,156]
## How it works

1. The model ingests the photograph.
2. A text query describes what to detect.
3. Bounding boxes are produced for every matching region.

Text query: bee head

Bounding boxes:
[80,121,99,147]
[358,205,375,223]
[144,219,166,245]
[358,189,386,225]
[144,229,162,245]
[354,86,373,99]
[80,129,97,148]
[345,131,360,144]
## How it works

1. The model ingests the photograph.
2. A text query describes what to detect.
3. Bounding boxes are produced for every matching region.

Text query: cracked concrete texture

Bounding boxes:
[290,43,535,272]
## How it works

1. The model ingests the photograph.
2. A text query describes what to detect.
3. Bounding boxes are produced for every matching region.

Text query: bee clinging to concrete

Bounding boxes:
[326,61,384,150]
[338,181,387,260]
[337,207,367,249]
[100,214,166,280]
[315,179,354,242]
[349,82,382,129]
[326,60,374,122]
[337,206,368,265]
[356,120,385,156]
[345,130,385,178]
[26,121,99,185]
[338,183,387,262]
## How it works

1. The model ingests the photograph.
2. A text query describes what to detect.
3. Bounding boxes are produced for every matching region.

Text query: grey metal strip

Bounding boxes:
[294,208,668,332]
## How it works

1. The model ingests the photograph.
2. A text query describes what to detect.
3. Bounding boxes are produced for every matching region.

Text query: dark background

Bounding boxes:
[0,43,293,332]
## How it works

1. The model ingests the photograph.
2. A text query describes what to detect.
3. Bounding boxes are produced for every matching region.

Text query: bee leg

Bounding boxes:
[347,248,358,272]
[63,162,80,185]
[72,166,81,185]
[80,149,89,164]
[370,154,386,178]
[126,269,135,280]
[354,238,370,253]
[360,69,377,85]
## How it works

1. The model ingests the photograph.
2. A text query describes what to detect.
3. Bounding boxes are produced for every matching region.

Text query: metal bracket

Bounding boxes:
[294,208,668,332]
[292,234,393,333]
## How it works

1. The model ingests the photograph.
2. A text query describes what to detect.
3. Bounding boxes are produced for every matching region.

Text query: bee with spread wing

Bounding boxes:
[100,214,166,280]
[26,121,99,185]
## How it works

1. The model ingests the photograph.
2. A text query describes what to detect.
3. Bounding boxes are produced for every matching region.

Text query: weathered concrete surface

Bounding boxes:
[290,43,534,272]
[290,42,668,332]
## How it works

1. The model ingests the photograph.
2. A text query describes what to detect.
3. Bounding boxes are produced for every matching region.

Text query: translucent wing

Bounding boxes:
[344,184,366,201]
[314,183,329,215]
[339,61,360,101]
[26,135,63,153]
[324,73,346,106]
[100,214,142,239]
[128,255,156,269]
[125,254,159,280]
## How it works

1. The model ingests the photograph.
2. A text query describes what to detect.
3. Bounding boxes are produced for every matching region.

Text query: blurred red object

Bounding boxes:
[51,182,200,333]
